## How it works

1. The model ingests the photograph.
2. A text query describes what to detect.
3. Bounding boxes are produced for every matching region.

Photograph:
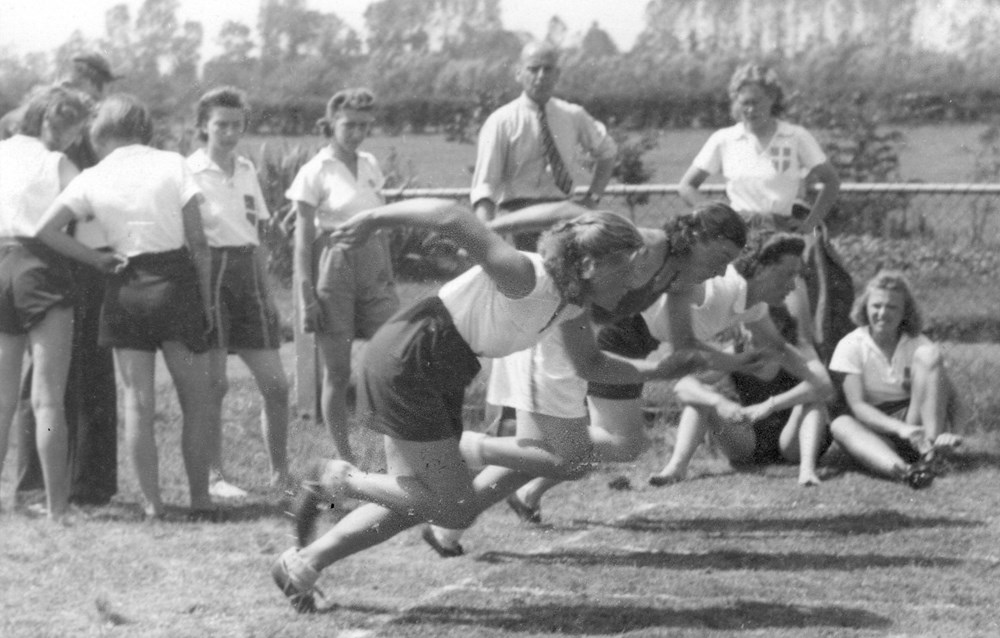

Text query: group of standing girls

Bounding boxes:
[0,82,289,520]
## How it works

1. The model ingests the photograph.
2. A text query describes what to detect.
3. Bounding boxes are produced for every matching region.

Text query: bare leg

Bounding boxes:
[114,348,162,517]
[649,405,716,484]
[238,348,290,484]
[587,396,651,462]
[204,348,234,490]
[302,435,479,574]
[28,307,74,519]
[908,344,949,444]
[473,410,591,479]
[830,414,908,479]
[162,341,213,510]
[778,404,827,486]
[0,334,28,508]
[316,333,355,464]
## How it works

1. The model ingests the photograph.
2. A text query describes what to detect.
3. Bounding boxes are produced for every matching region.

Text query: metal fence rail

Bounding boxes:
[383,183,1000,246]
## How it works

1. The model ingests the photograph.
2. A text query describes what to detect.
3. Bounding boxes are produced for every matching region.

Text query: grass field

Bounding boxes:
[3,124,1000,636]
[3,275,1000,636]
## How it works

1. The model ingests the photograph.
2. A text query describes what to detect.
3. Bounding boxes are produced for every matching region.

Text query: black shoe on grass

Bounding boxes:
[421,525,464,558]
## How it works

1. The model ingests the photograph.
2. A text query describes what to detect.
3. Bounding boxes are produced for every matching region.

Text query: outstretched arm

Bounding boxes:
[486,201,588,236]
[331,197,535,299]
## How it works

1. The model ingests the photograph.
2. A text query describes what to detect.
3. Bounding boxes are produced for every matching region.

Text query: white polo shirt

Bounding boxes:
[641,265,769,348]
[0,135,62,238]
[829,326,932,404]
[438,251,584,358]
[692,120,827,216]
[285,146,384,231]
[470,94,617,206]
[55,144,200,257]
[187,148,270,248]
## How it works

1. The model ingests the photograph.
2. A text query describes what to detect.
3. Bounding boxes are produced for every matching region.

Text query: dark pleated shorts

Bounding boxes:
[587,314,660,400]
[356,296,482,442]
[99,248,209,353]
[0,238,75,335]
[207,246,281,350]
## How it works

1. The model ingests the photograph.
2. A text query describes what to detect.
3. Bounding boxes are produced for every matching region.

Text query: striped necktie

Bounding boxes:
[537,106,573,195]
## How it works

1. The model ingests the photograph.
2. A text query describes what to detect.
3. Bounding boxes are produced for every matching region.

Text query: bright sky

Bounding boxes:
[0,0,646,58]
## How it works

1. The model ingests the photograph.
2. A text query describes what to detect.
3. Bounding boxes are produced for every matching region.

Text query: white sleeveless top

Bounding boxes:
[0,135,63,237]
[438,251,584,357]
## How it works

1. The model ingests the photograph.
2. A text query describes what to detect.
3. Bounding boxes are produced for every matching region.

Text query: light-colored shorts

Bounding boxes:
[313,230,399,339]
[486,328,588,419]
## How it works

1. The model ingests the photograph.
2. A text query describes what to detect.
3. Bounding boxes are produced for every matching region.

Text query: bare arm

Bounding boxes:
[486,201,587,236]
[841,373,924,444]
[799,162,840,233]
[581,155,615,208]
[332,197,535,299]
[181,195,212,323]
[292,200,323,333]
[34,204,120,273]
[678,165,711,208]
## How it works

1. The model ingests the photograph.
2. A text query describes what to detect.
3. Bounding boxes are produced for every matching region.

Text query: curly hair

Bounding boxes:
[318,88,376,138]
[850,270,923,337]
[732,230,805,280]
[537,211,643,307]
[18,84,93,138]
[195,86,248,142]
[89,93,153,146]
[728,62,785,116]
[661,201,747,261]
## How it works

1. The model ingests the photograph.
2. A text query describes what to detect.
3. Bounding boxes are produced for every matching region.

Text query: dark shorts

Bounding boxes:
[0,239,75,335]
[873,399,921,464]
[356,296,481,442]
[207,246,281,350]
[587,314,660,400]
[99,249,209,353]
[733,369,834,465]
[314,231,399,339]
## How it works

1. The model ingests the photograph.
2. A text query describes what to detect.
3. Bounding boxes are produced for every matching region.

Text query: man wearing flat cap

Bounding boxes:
[8,51,125,510]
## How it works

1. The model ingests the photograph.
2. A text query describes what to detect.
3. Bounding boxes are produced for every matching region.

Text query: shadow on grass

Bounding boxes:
[574,509,982,536]
[475,548,968,571]
[368,600,892,633]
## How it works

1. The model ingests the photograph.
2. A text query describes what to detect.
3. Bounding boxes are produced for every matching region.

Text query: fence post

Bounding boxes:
[292,267,317,420]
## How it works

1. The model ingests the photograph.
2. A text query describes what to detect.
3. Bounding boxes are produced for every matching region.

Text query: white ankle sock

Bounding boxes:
[459,431,487,469]
[432,526,465,548]
[282,548,319,590]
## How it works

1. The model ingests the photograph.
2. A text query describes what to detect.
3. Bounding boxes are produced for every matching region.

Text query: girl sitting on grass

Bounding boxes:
[828,271,962,489]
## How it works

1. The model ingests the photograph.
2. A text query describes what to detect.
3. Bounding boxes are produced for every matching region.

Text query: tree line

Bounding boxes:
[3,0,1000,135]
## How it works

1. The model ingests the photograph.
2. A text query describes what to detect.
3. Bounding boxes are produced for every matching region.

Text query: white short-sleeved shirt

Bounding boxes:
[692,121,827,216]
[641,265,769,347]
[438,251,584,358]
[470,94,618,206]
[284,146,384,231]
[0,135,63,237]
[187,148,270,247]
[55,144,201,257]
[829,326,932,404]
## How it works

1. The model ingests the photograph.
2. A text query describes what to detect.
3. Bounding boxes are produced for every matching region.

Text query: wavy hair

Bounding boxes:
[195,86,248,142]
[661,201,747,260]
[18,84,93,138]
[538,211,643,307]
[850,270,923,337]
[728,62,785,116]
[318,88,376,138]
[732,230,805,279]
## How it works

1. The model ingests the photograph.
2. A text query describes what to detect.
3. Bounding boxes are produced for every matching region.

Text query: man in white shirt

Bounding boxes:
[470,41,617,249]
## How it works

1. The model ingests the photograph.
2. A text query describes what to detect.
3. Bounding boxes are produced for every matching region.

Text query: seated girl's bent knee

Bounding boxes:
[913,344,943,369]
